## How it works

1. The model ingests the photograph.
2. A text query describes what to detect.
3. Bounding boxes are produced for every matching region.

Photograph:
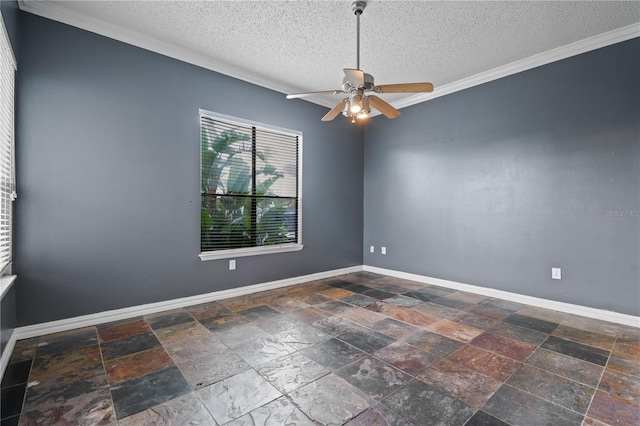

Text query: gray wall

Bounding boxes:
[11,10,640,326]
[364,38,640,316]
[1,0,19,358]
[15,13,364,326]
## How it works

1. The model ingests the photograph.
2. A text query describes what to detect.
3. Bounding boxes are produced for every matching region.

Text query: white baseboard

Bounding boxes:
[0,331,17,382]
[10,263,639,348]
[14,265,362,340]
[364,265,640,328]
[3,263,638,383]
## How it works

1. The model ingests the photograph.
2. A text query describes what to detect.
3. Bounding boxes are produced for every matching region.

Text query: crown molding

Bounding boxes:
[390,23,640,112]
[17,0,336,109]
[18,1,640,114]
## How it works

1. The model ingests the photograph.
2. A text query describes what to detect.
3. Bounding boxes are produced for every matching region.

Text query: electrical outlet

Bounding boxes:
[552,267,561,280]
[370,246,374,253]
[381,247,387,255]
[229,259,236,271]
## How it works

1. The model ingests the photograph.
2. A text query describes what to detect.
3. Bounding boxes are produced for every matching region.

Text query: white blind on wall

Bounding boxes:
[0,16,16,275]
[200,112,301,253]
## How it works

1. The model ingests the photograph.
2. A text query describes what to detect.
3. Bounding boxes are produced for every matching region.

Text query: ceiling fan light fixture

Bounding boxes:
[349,93,363,113]
[356,96,370,119]
[286,1,432,122]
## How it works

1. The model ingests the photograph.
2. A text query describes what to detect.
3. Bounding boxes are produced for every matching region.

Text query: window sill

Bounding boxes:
[0,274,17,301]
[199,244,303,261]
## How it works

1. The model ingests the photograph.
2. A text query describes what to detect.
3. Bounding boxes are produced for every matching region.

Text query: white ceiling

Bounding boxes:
[19,1,640,112]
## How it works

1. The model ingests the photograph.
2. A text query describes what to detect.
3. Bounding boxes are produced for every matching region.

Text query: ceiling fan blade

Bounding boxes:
[343,68,365,86]
[374,82,434,93]
[322,98,348,121]
[368,96,401,119]
[287,90,343,99]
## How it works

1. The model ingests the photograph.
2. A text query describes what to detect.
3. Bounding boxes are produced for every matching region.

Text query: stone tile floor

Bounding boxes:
[1,272,639,425]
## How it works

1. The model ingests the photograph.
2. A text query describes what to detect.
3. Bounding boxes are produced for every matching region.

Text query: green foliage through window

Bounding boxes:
[200,113,300,253]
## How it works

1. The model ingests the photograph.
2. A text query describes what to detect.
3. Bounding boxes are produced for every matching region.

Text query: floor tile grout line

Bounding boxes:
[548,324,619,354]
[306,291,556,392]
[197,329,308,425]
[485,382,583,425]
[176,313,228,422]
[503,334,610,422]
[521,349,603,388]
[539,334,611,367]
[319,280,614,424]
[550,322,618,351]
[4,371,29,422]
[442,343,517,401]
[378,375,479,426]
[276,382,324,424]
[582,330,622,426]
[108,315,199,422]
[504,363,598,418]
[147,306,308,424]
[465,330,540,362]
[95,326,122,425]
[8,273,638,425]
[14,333,42,422]
[300,312,475,422]
[484,314,619,423]
[461,411,507,426]
[376,377,425,421]
[241,302,414,418]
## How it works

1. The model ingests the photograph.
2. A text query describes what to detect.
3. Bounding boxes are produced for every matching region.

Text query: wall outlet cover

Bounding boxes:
[552,267,561,280]
[229,259,236,270]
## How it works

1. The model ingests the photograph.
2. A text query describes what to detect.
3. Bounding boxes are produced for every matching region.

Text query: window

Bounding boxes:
[0,16,15,276]
[199,110,302,260]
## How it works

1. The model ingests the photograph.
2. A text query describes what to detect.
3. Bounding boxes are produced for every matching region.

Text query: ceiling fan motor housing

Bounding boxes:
[342,73,375,93]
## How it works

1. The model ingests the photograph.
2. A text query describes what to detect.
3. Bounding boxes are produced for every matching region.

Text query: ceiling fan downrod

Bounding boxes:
[284,0,433,122]
[352,1,366,70]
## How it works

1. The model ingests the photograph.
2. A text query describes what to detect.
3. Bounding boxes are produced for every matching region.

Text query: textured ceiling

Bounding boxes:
[20,1,640,111]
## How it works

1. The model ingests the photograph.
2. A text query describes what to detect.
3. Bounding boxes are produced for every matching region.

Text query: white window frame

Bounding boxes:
[0,10,17,297]
[199,110,303,261]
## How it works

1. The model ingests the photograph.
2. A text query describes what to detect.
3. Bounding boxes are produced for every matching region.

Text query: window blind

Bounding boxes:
[200,112,301,254]
[0,17,15,275]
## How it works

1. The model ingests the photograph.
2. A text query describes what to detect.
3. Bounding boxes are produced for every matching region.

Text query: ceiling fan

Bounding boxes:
[286,1,434,122]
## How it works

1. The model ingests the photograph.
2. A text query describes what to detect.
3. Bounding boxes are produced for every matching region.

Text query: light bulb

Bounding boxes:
[349,94,362,113]
[357,98,370,119]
